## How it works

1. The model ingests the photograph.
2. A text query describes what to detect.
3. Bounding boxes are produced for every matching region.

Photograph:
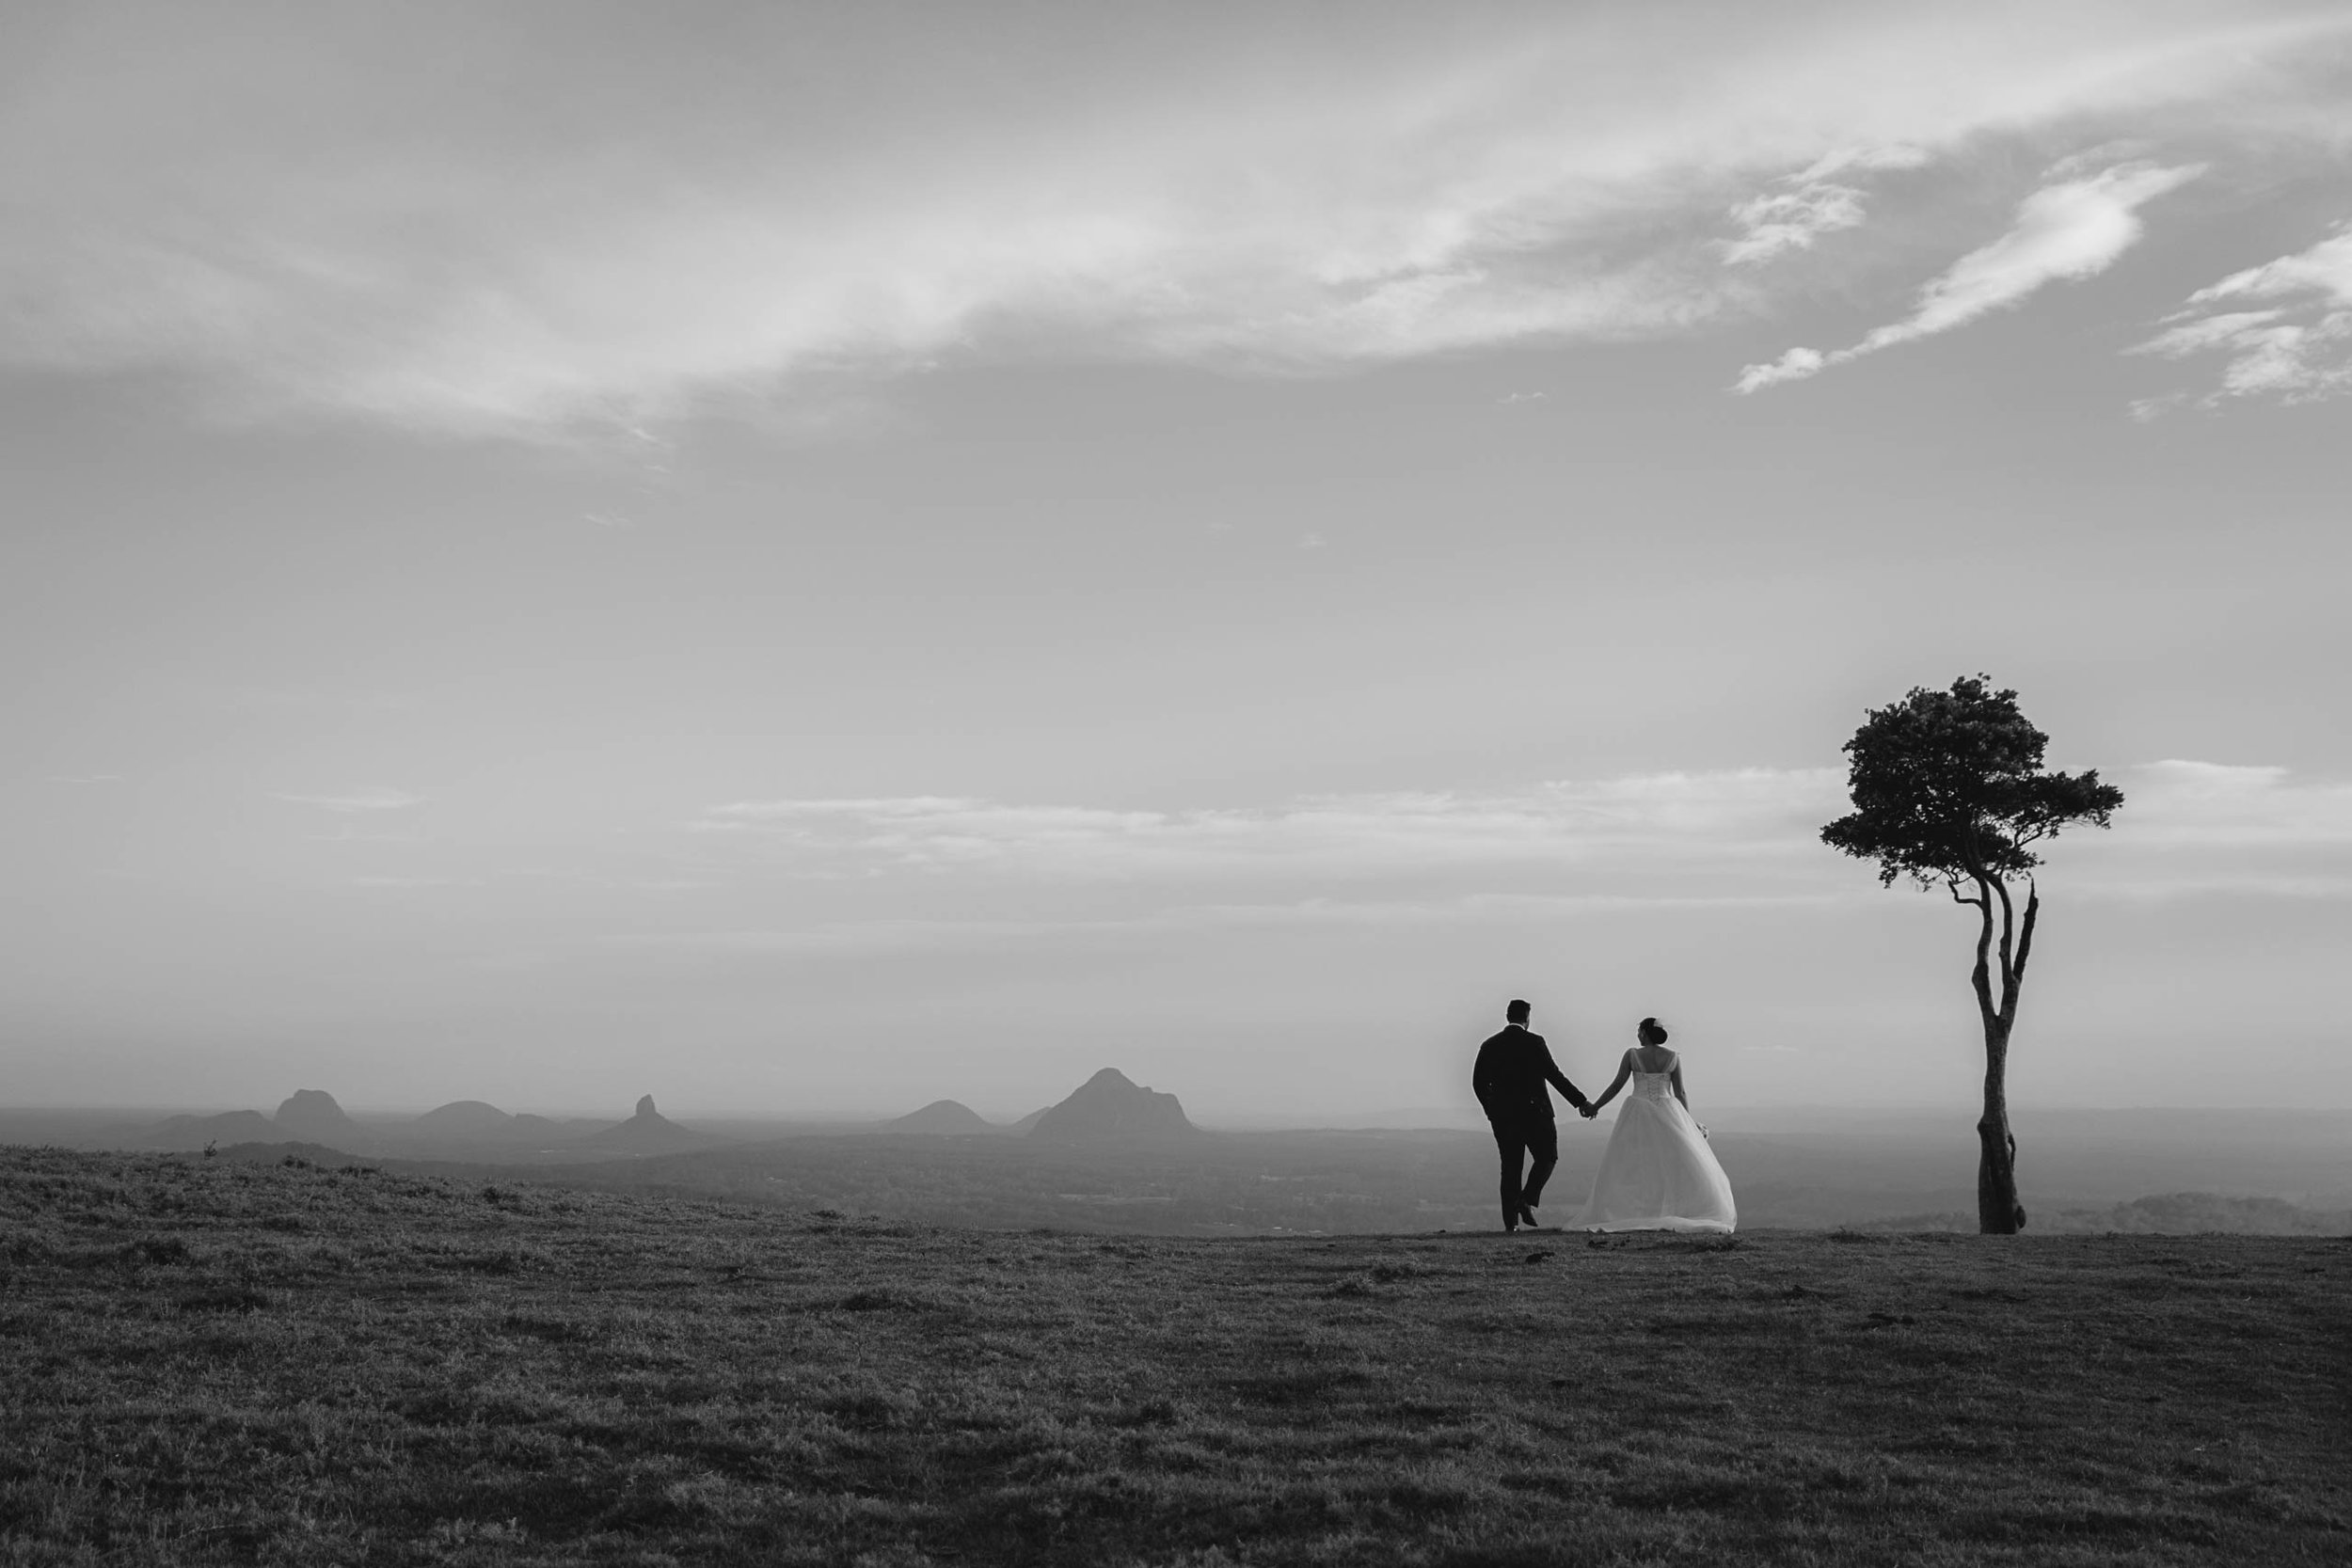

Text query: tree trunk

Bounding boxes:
[1965,865,2031,1235]
[1975,1012,2026,1234]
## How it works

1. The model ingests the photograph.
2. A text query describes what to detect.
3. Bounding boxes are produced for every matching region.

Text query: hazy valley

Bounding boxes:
[8,1069,2346,1239]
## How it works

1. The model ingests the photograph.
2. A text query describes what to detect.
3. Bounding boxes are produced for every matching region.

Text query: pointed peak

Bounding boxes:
[587,1094,712,1152]
[1031,1067,1196,1141]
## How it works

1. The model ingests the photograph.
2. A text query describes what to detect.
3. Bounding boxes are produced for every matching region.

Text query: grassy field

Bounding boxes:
[3,1148,2345,1566]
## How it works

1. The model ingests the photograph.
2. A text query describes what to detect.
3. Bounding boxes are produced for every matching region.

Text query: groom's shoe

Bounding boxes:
[1518,1206,1542,1229]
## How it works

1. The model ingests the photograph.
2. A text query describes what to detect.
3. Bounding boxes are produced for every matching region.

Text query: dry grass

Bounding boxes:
[3,1148,2345,1565]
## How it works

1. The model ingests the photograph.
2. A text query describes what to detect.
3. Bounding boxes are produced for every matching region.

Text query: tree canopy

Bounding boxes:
[1820,675,2124,892]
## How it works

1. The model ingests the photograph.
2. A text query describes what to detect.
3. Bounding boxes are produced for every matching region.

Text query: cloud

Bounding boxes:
[594,757,2352,972]
[1883,163,2204,337]
[2130,222,2352,404]
[690,760,2352,907]
[1726,186,1867,268]
[271,787,423,813]
[0,5,2343,436]
[1734,346,1826,394]
[692,771,1851,882]
[1736,160,2204,390]
[2017,759,2352,901]
[2109,760,2352,849]
[1723,144,1930,265]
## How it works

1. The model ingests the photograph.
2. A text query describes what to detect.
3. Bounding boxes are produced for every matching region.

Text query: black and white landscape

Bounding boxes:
[6,2,2352,1563]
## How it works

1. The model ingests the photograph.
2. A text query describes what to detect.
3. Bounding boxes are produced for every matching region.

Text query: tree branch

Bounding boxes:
[1992,874,2017,1014]
[1969,872,1997,1023]
[2011,879,2041,994]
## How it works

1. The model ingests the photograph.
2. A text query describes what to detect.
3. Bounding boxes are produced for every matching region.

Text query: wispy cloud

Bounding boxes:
[1737,160,2204,391]
[2106,760,2352,849]
[620,758,2352,964]
[1722,144,1929,266]
[271,787,423,813]
[2129,222,2352,407]
[1973,759,2352,900]
[691,770,1845,882]
[691,759,2352,905]
[0,5,2342,435]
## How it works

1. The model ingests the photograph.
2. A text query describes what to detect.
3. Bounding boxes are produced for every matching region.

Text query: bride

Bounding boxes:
[1569,1018,1737,1233]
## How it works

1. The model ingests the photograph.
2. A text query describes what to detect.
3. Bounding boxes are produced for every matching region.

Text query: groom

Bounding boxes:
[1472,999,1592,1232]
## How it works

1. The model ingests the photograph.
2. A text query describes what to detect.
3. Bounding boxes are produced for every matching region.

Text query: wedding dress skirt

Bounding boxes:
[1571,1071,1737,1232]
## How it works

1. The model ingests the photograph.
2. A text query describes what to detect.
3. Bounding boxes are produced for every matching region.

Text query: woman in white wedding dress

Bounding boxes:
[1570,1018,1737,1233]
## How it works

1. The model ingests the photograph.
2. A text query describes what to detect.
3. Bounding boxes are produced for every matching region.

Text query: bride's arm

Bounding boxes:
[1670,1060,1690,1111]
[1586,1051,1633,1114]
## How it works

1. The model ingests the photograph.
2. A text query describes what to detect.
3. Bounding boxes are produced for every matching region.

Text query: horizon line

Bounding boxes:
[9,1101,2352,1123]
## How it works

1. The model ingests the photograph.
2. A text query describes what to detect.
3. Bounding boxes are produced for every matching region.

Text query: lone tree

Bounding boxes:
[1821,676,2123,1235]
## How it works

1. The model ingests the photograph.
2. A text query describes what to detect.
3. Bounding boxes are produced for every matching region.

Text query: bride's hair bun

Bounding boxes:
[1638,1017,1669,1046]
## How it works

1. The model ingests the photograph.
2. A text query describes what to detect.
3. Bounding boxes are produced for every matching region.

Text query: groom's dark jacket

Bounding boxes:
[1472,1025,1588,1123]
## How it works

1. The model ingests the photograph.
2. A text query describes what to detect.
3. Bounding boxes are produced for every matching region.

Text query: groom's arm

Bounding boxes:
[1470,1037,1502,1118]
[1537,1043,1589,1111]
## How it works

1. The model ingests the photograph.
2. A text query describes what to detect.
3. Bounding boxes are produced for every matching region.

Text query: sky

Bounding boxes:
[4,0,2349,1121]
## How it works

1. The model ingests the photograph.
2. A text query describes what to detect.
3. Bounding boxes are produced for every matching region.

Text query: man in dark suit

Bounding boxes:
[1472,999,1591,1232]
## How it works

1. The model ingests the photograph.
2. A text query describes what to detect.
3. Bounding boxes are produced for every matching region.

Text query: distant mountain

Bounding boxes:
[1028,1069,1198,1142]
[133,1110,279,1150]
[411,1101,518,1140]
[883,1100,1001,1134]
[275,1090,369,1148]
[585,1095,715,1155]
[1008,1108,1049,1134]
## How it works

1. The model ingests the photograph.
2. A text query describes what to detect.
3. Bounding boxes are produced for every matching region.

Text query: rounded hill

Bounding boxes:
[411,1101,516,1139]
[884,1100,999,1135]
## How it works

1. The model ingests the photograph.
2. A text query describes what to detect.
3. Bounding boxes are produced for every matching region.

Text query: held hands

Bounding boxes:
[1578,1102,1598,1119]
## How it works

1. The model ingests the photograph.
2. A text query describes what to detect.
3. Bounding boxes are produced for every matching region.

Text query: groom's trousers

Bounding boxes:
[1488,1114,1558,1226]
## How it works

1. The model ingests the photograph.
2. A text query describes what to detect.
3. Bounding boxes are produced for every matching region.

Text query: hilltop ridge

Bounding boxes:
[4,1146,2343,1567]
